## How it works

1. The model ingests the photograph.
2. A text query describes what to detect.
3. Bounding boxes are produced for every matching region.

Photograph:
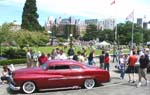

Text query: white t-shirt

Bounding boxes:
[26,52,32,63]
[119,57,125,66]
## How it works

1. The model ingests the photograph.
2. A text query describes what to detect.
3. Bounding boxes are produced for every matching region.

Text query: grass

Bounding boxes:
[25,46,130,56]
[1,45,130,57]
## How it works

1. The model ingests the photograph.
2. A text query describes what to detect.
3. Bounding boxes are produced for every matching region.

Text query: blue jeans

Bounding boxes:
[104,63,109,71]
[120,66,125,79]
[88,60,94,65]
[1,76,11,83]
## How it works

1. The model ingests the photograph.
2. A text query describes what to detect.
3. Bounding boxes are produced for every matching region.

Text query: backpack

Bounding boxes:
[73,55,78,61]
[88,53,93,61]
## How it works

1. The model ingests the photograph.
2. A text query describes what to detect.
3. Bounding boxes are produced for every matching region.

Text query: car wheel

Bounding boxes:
[84,79,95,89]
[22,81,36,94]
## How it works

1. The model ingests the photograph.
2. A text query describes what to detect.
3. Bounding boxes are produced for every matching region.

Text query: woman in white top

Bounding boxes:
[1,65,11,84]
[119,54,126,79]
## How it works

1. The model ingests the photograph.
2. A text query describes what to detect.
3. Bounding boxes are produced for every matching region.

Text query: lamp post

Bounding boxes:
[47,31,52,45]
[70,34,73,48]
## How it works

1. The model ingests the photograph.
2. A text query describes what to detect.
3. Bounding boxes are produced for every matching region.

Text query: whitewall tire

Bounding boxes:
[84,79,95,89]
[22,81,36,94]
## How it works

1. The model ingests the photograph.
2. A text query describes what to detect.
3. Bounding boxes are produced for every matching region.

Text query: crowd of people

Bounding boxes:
[25,47,89,68]
[25,46,150,88]
[111,47,150,87]
[1,46,150,88]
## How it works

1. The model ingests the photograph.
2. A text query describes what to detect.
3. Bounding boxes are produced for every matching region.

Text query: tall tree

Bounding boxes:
[21,0,42,31]
[83,24,98,41]
[117,21,143,45]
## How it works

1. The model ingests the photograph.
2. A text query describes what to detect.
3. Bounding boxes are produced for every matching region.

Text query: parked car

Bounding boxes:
[9,60,110,94]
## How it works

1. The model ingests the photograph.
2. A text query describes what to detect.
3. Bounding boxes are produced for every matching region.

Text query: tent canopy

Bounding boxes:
[96,41,111,46]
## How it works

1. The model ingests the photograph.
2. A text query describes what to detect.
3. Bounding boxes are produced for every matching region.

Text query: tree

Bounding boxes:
[0,23,13,55]
[0,23,10,44]
[83,24,98,41]
[21,0,42,31]
[144,29,150,43]
[117,21,143,45]
[103,29,114,42]
[11,30,49,48]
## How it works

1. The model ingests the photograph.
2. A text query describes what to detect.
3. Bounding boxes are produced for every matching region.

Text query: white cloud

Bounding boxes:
[36,0,150,21]
[0,0,150,23]
[0,0,25,5]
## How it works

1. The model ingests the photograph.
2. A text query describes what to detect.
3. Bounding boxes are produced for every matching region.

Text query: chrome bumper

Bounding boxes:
[9,83,20,91]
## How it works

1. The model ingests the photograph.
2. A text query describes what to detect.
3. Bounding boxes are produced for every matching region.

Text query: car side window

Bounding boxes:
[48,66,55,70]
[54,65,70,70]
[70,65,82,69]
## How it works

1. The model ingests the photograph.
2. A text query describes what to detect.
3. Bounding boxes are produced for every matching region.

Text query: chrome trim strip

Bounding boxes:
[48,76,91,81]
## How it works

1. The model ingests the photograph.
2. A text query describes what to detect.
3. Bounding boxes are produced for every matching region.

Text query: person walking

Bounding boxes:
[104,53,110,71]
[99,50,105,68]
[119,54,126,79]
[112,47,118,63]
[88,50,95,65]
[128,51,138,83]
[137,53,149,87]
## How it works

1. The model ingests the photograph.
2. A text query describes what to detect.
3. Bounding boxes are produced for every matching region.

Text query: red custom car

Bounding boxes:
[9,60,110,94]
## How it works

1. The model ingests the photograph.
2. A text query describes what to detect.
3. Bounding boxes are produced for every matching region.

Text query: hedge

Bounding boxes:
[0,58,26,66]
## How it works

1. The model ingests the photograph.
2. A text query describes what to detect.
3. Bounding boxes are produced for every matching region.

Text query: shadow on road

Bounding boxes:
[6,84,105,94]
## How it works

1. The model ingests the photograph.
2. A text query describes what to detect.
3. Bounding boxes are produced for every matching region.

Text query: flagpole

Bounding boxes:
[131,10,134,48]
[142,15,146,47]
[110,0,117,47]
[115,22,117,44]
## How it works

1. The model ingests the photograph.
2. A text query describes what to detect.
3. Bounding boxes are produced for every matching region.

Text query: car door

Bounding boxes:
[67,64,85,86]
[43,65,72,88]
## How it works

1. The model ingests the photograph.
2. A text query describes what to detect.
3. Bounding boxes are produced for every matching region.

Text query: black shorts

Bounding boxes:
[128,66,135,73]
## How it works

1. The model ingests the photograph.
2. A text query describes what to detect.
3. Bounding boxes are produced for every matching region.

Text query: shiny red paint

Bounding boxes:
[11,60,110,90]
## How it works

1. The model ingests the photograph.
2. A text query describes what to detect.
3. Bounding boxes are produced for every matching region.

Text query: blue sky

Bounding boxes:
[0,0,150,26]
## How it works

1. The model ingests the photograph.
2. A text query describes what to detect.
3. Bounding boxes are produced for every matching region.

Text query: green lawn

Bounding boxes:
[30,46,102,56]
[1,46,129,57]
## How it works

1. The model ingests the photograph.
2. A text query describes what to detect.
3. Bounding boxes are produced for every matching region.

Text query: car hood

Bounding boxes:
[13,67,43,74]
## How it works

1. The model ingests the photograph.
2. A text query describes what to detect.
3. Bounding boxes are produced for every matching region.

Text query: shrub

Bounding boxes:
[0,58,26,66]
[3,48,26,59]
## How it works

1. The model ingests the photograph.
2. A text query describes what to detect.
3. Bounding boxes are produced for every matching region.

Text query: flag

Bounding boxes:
[126,11,134,21]
[110,0,115,5]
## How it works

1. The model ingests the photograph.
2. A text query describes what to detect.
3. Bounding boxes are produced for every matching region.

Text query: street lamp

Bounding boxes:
[70,33,73,48]
[47,31,52,45]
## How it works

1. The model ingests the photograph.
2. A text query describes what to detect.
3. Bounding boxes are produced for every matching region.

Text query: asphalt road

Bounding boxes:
[1,77,149,95]
[0,58,150,95]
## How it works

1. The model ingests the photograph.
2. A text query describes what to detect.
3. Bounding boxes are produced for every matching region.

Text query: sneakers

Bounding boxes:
[128,80,136,83]
[132,80,136,83]
[136,80,149,87]
[146,80,149,86]
[137,82,141,88]
[128,80,132,83]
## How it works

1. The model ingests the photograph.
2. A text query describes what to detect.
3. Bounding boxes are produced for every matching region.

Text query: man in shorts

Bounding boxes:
[137,53,149,87]
[128,51,138,83]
